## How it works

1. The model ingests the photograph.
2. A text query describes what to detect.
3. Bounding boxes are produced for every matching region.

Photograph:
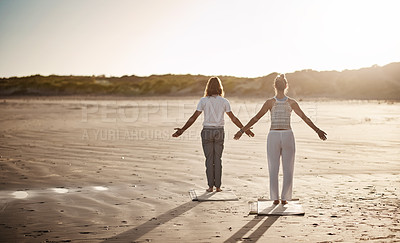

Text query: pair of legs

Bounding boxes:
[267,130,296,204]
[201,127,224,192]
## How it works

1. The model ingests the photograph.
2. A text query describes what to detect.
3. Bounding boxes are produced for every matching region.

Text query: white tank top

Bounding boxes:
[270,96,292,130]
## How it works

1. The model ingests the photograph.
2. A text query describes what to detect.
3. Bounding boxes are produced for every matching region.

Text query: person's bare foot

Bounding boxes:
[281,200,288,205]
[273,200,280,205]
[206,187,213,192]
[216,188,222,192]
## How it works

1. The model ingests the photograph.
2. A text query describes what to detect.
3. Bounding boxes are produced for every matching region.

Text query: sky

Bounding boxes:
[0,0,399,78]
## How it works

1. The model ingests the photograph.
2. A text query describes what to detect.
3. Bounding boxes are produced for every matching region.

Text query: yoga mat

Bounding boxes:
[257,200,305,216]
[189,189,238,201]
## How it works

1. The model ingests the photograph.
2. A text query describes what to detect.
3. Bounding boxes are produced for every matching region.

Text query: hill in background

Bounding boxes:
[1,62,399,99]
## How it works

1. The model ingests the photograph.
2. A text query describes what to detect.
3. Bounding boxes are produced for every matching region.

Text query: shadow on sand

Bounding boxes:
[224,215,280,242]
[102,197,283,242]
[223,203,285,242]
[101,192,219,242]
[101,200,199,242]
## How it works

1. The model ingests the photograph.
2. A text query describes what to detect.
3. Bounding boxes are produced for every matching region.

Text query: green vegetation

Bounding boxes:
[1,62,399,99]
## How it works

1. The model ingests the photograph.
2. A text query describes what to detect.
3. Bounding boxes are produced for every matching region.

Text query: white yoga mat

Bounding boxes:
[189,189,238,201]
[257,200,305,216]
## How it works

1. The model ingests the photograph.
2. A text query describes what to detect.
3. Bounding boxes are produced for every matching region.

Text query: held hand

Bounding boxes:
[317,129,327,141]
[235,128,255,140]
[245,129,255,137]
[172,128,184,137]
[234,131,243,140]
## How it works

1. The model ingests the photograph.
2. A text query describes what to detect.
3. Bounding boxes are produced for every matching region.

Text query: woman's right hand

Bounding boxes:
[234,130,245,140]
[234,131,242,140]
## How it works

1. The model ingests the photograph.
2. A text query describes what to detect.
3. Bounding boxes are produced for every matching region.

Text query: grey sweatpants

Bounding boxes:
[201,127,224,188]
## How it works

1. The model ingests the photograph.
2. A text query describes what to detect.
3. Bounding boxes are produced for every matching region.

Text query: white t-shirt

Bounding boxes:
[196,95,231,127]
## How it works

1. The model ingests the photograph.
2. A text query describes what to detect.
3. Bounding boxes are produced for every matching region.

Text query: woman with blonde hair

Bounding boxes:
[173,77,254,192]
[234,74,327,204]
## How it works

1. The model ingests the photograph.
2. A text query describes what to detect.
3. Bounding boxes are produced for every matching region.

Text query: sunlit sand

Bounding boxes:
[11,191,29,199]
[0,97,399,242]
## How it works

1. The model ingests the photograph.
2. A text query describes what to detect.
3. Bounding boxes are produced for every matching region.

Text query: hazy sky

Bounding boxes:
[0,0,399,78]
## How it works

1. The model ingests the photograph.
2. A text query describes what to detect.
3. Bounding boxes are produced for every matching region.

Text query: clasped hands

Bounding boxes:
[172,127,255,139]
[234,128,254,140]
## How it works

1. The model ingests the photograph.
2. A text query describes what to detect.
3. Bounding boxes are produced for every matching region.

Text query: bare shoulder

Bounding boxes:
[287,97,299,107]
[266,97,275,103]
[264,98,275,109]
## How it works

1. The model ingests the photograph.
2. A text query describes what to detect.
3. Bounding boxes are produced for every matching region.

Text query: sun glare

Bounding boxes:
[0,0,398,77]
[306,1,400,72]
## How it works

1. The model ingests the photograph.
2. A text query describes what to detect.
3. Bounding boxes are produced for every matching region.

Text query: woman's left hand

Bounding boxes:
[317,129,327,140]
[172,128,184,137]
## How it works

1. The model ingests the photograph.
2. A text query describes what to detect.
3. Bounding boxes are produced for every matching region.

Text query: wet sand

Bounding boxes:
[0,97,399,242]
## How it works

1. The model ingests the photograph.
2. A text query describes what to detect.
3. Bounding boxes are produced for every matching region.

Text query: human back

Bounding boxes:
[197,95,231,127]
[172,76,254,192]
[270,96,292,130]
[233,73,327,204]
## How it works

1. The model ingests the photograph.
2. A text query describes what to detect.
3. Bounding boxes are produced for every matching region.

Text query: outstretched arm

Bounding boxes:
[172,110,202,137]
[234,99,272,140]
[291,100,327,140]
[226,111,254,137]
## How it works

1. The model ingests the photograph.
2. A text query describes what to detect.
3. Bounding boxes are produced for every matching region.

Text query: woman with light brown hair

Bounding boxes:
[234,74,327,204]
[172,77,254,192]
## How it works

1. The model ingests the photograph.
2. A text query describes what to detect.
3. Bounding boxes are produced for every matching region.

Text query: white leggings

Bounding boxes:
[267,130,296,201]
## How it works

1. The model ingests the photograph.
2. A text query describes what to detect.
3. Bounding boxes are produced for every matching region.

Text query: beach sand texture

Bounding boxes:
[0,97,399,242]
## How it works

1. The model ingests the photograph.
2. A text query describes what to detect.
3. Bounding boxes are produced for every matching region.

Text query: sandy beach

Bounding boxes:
[0,97,399,242]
